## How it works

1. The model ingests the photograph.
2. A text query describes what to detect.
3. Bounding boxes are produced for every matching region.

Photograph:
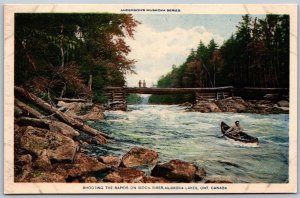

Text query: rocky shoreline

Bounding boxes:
[187,97,289,114]
[15,95,217,183]
[15,91,288,183]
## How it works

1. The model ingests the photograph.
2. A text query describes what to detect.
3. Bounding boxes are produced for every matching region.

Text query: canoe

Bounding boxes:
[221,122,259,144]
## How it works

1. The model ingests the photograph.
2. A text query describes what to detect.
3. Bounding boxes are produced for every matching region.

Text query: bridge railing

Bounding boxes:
[105,86,234,94]
[104,86,289,101]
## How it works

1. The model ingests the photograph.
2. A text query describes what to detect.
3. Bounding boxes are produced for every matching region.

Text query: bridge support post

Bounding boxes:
[105,88,127,111]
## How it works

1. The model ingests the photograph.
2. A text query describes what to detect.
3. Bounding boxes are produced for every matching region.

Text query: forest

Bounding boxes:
[149,15,289,104]
[15,13,139,103]
[15,14,289,105]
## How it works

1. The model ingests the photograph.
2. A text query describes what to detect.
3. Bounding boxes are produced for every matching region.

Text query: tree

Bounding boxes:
[15,13,139,102]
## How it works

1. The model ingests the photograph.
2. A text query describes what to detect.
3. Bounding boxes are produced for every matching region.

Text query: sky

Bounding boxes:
[124,14,263,87]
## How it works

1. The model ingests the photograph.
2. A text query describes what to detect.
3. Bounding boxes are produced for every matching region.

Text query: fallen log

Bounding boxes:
[17,117,50,129]
[15,98,44,118]
[55,98,89,103]
[15,86,112,139]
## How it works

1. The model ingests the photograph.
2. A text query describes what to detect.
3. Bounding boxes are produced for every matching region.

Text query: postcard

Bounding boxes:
[4,4,297,194]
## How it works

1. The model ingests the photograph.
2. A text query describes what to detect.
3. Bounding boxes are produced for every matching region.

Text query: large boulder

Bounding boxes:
[17,154,32,166]
[98,155,121,168]
[151,159,206,182]
[103,168,145,183]
[121,147,158,168]
[215,97,248,112]
[143,176,170,183]
[57,101,105,121]
[57,101,95,119]
[33,149,52,171]
[277,100,289,107]
[15,154,33,173]
[49,121,80,139]
[29,172,66,183]
[15,170,65,183]
[65,153,107,178]
[81,105,105,121]
[84,176,98,183]
[19,126,78,162]
[192,100,221,113]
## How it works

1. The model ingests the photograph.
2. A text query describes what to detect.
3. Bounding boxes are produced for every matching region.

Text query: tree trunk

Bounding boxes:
[15,98,44,118]
[17,117,50,129]
[55,98,88,103]
[60,46,64,68]
[60,24,65,68]
[15,86,112,139]
[88,75,93,91]
[60,84,66,98]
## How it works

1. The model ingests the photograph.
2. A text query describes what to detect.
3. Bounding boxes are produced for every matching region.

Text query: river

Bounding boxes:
[86,104,289,183]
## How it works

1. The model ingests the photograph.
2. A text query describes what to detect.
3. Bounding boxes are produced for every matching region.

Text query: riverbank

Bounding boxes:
[14,88,288,183]
[185,97,289,114]
[96,105,288,183]
[14,88,214,183]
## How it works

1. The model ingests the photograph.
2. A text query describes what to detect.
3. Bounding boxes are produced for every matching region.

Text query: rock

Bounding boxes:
[265,106,289,114]
[192,100,221,113]
[151,159,204,182]
[57,101,87,115]
[33,149,52,171]
[66,153,107,178]
[49,121,80,139]
[57,101,99,120]
[195,167,206,181]
[106,101,127,111]
[278,107,289,111]
[81,105,105,121]
[179,102,192,107]
[98,155,120,168]
[215,97,248,112]
[16,169,66,183]
[15,170,30,182]
[14,106,23,117]
[264,94,281,101]
[205,176,233,183]
[15,154,33,173]
[29,172,65,183]
[88,135,107,144]
[208,102,222,112]
[103,168,145,183]
[19,126,77,162]
[143,176,170,183]
[17,154,32,166]
[71,179,80,183]
[121,147,158,168]
[84,176,98,183]
[277,100,289,107]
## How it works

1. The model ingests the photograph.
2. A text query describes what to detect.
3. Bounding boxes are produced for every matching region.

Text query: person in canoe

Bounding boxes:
[225,121,244,136]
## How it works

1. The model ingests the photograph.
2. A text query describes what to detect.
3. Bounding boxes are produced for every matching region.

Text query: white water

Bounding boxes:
[88,105,289,183]
[140,95,150,105]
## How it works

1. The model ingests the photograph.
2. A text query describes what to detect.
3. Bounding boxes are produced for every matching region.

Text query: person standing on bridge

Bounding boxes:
[138,80,142,88]
[143,80,146,88]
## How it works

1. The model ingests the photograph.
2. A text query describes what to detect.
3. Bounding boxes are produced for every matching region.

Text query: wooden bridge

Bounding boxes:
[104,86,234,105]
[104,86,288,106]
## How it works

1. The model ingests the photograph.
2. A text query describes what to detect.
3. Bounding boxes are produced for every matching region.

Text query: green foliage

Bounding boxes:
[149,94,193,104]
[126,94,142,104]
[150,14,289,104]
[15,13,139,101]
[93,92,108,104]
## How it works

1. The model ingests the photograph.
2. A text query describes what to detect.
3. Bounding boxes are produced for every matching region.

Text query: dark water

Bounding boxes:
[86,105,289,183]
